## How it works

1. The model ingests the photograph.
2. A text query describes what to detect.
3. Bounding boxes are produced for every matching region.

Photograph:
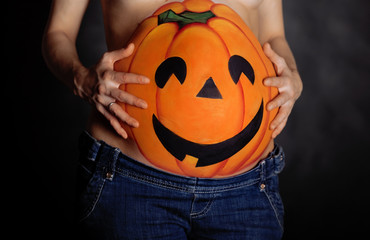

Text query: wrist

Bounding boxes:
[72,63,90,100]
[291,70,303,99]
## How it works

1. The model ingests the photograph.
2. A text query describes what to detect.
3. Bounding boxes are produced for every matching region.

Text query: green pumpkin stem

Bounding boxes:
[158,9,216,28]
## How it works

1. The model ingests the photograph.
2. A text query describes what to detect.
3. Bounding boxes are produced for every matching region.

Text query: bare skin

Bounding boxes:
[42,0,302,178]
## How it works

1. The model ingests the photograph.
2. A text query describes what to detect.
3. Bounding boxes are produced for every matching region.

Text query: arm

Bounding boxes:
[42,0,149,139]
[42,0,89,93]
[257,0,303,138]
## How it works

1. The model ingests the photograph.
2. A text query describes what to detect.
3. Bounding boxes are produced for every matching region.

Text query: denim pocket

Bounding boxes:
[261,175,284,231]
[76,157,106,222]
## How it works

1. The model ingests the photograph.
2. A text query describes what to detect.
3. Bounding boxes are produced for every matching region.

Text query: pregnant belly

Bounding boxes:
[112,0,278,178]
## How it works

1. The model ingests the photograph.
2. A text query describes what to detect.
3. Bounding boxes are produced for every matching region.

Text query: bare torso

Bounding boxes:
[87,0,274,178]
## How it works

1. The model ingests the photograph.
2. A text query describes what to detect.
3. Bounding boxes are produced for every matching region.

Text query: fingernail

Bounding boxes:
[127,43,134,50]
[132,121,139,128]
[142,77,150,84]
[267,104,273,111]
[140,100,148,109]
[121,131,128,139]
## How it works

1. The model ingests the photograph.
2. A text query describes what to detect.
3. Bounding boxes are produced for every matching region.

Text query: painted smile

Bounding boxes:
[152,100,263,167]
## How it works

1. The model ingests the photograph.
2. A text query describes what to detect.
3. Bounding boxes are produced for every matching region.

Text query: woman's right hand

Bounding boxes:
[74,43,150,139]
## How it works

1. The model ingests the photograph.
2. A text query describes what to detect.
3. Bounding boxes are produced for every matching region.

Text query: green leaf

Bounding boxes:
[158,9,216,28]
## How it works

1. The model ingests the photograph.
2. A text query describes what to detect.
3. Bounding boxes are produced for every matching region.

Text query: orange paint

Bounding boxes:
[114,0,278,177]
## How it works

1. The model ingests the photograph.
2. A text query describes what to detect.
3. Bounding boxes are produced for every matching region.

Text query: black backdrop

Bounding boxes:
[10,0,370,239]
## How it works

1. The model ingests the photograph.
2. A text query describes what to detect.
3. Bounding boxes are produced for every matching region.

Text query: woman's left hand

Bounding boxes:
[263,43,303,138]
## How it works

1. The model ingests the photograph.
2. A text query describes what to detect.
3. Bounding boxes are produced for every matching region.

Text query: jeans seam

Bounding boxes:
[115,167,261,193]
[115,168,192,192]
[193,180,260,193]
[79,178,106,222]
[190,194,215,219]
[262,189,284,231]
[79,163,93,175]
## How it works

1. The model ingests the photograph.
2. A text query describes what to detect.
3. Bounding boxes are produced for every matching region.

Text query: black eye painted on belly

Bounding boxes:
[228,55,255,85]
[155,57,187,88]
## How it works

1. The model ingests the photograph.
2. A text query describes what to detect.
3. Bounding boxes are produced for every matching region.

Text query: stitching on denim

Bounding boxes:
[105,148,121,181]
[115,167,261,193]
[262,189,284,231]
[190,194,196,218]
[79,163,92,175]
[115,168,192,192]
[190,194,215,219]
[194,180,261,193]
[87,157,96,162]
[79,178,106,222]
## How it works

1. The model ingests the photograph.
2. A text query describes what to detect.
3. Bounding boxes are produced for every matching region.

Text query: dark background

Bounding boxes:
[10,0,370,239]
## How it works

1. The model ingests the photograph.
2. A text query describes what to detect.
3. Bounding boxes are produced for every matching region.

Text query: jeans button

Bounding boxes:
[106,172,113,179]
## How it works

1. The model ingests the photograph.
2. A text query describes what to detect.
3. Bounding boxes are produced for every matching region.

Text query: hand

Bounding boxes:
[74,43,150,139]
[263,43,303,138]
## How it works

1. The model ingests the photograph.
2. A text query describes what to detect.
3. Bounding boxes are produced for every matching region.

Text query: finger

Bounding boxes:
[109,102,139,128]
[271,118,287,139]
[110,88,148,109]
[263,43,287,75]
[96,104,128,139]
[267,92,291,111]
[95,86,142,128]
[96,92,139,129]
[264,76,287,88]
[99,101,140,134]
[112,72,150,85]
[98,96,140,127]
[94,88,116,107]
[270,105,292,130]
[107,43,135,63]
[100,43,135,66]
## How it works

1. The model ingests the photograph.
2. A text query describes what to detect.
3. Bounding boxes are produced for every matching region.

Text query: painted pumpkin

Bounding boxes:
[114,0,278,177]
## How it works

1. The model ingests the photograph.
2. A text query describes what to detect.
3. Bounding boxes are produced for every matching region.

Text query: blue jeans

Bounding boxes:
[76,131,285,239]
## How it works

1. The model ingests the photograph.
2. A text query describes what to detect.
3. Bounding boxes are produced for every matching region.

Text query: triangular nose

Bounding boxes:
[196,77,223,99]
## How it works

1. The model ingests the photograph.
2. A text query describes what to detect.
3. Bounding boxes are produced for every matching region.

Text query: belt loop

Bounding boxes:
[259,160,266,191]
[105,147,120,181]
[274,146,285,174]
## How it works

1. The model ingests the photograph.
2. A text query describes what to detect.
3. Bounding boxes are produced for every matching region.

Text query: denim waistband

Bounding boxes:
[78,131,285,194]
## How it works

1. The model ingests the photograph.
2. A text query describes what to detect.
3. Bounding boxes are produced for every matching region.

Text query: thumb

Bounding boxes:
[263,42,286,75]
[107,43,135,63]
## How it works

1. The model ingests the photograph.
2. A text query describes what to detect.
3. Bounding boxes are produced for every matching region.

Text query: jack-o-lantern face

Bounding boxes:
[153,55,263,168]
[114,0,278,177]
